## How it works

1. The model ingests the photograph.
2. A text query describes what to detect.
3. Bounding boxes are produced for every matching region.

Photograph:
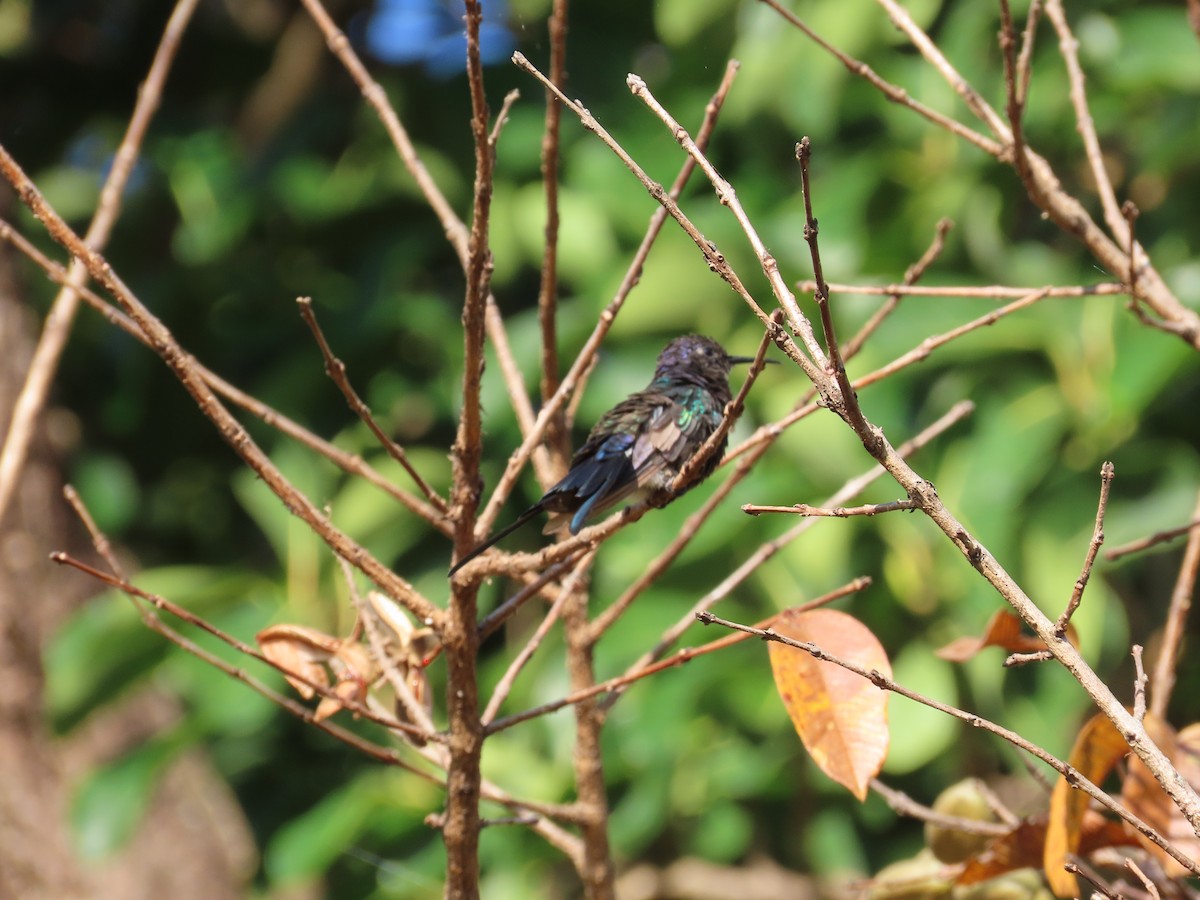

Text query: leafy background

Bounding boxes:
[3,0,1200,895]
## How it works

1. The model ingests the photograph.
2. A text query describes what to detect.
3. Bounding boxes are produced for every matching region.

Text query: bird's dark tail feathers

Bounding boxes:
[447,503,544,577]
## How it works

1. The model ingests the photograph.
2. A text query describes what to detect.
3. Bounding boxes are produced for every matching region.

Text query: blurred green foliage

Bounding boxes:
[5,0,1200,895]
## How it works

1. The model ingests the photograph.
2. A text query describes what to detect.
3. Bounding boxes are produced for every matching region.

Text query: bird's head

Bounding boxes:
[654,334,757,384]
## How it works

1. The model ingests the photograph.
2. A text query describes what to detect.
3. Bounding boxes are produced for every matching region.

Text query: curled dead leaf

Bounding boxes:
[256,623,340,699]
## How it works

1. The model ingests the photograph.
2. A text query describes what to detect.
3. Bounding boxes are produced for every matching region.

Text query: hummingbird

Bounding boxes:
[449,334,761,576]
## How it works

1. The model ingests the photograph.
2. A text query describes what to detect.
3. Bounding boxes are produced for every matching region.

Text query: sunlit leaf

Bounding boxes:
[936,610,1077,662]
[959,813,1136,885]
[256,624,339,699]
[1044,711,1129,896]
[767,608,890,800]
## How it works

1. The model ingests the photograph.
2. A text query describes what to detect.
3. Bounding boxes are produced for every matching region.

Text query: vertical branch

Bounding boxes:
[795,137,876,449]
[561,573,616,898]
[1149,489,1200,721]
[1054,461,1114,635]
[0,0,200,523]
[998,0,1033,189]
[443,2,496,894]
[538,0,571,470]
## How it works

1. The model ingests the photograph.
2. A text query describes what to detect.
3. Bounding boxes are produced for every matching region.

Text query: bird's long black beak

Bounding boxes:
[730,355,780,366]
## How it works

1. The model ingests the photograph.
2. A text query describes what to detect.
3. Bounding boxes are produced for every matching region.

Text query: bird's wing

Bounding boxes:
[635,387,718,470]
[542,388,720,535]
[540,430,640,534]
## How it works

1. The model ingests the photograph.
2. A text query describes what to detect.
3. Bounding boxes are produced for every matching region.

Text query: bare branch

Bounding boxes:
[1149,488,1200,720]
[1107,515,1200,561]
[297,297,448,513]
[537,0,571,470]
[743,499,920,518]
[801,282,1125,299]
[1054,461,1114,635]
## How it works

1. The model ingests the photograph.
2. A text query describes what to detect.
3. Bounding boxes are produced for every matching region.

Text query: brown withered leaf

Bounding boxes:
[365,591,436,740]
[365,590,440,665]
[767,608,890,801]
[959,813,1137,885]
[257,624,378,721]
[1044,711,1130,897]
[936,610,1076,663]
[256,623,340,699]
[1121,715,1200,877]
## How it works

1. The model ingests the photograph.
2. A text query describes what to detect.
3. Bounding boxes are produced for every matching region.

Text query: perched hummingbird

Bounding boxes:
[449,335,759,576]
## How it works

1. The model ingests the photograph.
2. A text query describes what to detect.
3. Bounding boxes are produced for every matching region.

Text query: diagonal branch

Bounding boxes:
[0,144,444,630]
[0,0,201,524]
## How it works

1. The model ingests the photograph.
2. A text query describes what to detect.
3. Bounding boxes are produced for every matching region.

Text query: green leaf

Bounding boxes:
[71,730,187,859]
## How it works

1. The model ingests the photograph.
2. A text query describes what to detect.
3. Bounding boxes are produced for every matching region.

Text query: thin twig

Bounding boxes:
[852,289,1052,390]
[1107,516,1200,561]
[476,558,576,640]
[1064,860,1117,899]
[1132,645,1148,723]
[297,297,447,512]
[999,0,1035,193]
[873,0,1009,139]
[743,499,920,517]
[796,137,870,443]
[1014,0,1044,108]
[698,611,1200,877]
[800,281,1125,299]
[1125,859,1161,900]
[62,485,124,577]
[869,779,1008,836]
[488,89,521,147]
[1149,488,1200,720]
[488,607,797,735]
[840,218,953,361]
[1044,0,1127,241]
[1055,461,1114,635]
[537,0,570,469]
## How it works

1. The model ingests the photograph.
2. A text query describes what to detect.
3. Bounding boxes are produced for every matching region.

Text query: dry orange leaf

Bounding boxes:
[959,813,1136,885]
[1044,711,1130,897]
[767,608,890,800]
[257,624,378,721]
[1121,715,1200,876]
[936,610,1075,662]
[257,623,340,699]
